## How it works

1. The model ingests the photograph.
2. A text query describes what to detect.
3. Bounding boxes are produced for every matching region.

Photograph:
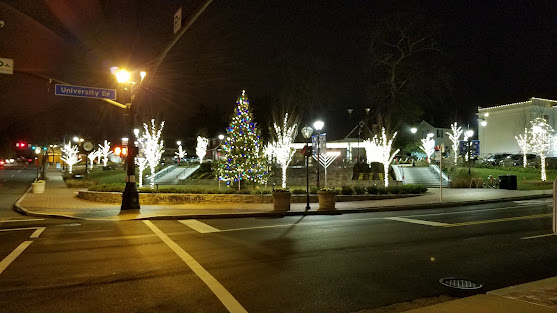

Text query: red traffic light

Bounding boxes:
[114,146,122,156]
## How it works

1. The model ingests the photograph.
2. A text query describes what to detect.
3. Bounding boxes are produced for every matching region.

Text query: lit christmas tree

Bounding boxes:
[219,90,267,189]
[446,122,463,166]
[270,113,298,188]
[61,143,80,174]
[196,136,209,164]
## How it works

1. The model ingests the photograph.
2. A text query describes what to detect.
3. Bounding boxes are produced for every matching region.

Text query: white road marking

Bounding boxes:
[521,233,556,240]
[179,220,221,233]
[220,224,296,232]
[385,217,451,227]
[0,219,44,223]
[0,227,46,238]
[30,227,46,239]
[0,241,33,275]
[144,221,248,313]
[400,206,546,219]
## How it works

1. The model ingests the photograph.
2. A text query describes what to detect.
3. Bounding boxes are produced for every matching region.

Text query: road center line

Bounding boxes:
[385,217,451,227]
[179,220,221,233]
[0,241,33,275]
[521,233,556,240]
[144,221,248,313]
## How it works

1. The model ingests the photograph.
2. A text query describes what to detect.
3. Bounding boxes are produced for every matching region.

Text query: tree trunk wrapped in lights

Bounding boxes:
[219,90,267,189]
[419,134,435,163]
[140,119,165,189]
[362,127,400,187]
[99,140,112,167]
[135,156,148,187]
[270,113,298,188]
[446,122,463,165]
[61,143,80,174]
[196,136,209,164]
[529,118,553,181]
[515,128,530,169]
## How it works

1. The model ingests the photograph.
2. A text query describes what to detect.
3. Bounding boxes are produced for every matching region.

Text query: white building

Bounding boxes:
[477,97,557,157]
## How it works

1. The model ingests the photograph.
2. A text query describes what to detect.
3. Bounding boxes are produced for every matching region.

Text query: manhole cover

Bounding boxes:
[439,278,483,290]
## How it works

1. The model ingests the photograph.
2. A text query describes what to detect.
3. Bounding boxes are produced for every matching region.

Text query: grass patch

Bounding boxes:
[447,167,557,190]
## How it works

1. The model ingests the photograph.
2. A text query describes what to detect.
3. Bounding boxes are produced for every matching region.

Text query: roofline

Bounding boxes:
[478,97,557,111]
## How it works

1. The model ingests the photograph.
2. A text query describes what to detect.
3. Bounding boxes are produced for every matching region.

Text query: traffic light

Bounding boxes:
[121,147,128,156]
[114,146,122,156]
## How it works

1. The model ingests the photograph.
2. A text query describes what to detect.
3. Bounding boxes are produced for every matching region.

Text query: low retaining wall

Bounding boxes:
[77,190,418,205]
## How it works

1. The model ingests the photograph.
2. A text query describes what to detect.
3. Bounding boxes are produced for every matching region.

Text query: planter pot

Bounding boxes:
[32,182,45,194]
[272,191,291,212]
[317,190,336,210]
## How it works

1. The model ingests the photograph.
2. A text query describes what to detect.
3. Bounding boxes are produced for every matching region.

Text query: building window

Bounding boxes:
[437,129,443,138]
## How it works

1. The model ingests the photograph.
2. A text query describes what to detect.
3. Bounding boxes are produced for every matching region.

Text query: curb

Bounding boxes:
[13,191,552,221]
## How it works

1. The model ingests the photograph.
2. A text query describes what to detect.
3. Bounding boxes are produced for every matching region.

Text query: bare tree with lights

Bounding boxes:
[61,143,80,174]
[175,144,186,163]
[528,118,554,181]
[270,113,298,188]
[446,122,463,166]
[363,128,400,187]
[87,150,99,168]
[515,128,530,169]
[99,140,112,167]
[196,136,209,164]
[420,133,435,163]
[140,119,165,189]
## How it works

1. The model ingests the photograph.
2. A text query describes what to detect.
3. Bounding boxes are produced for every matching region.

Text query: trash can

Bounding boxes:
[499,175,517,190]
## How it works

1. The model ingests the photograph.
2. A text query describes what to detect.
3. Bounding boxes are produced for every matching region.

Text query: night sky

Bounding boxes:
[0,0,555,153]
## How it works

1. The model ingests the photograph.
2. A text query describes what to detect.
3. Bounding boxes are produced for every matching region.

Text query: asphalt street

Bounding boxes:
[1,166,557,313]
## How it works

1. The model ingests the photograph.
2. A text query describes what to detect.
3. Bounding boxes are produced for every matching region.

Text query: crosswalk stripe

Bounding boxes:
[385,217,451,227]
[179,220,221,233]
[445,213,551,227]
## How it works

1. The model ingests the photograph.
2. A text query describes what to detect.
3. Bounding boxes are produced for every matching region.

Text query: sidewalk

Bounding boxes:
[15,169,552,221]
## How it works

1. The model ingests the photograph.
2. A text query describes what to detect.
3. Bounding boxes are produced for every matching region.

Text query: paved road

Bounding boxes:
[1,167,557,312]
[0,164,38,218]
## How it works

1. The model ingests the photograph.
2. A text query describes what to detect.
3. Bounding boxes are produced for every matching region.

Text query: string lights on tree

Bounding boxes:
[515,128,530,169]
[528,118,553,181]
[196,136,209,164]
[175,142,186,163]
[270,113,298,188]
[446,122,463,165]
[362,128,399,187]
[61,143,80,174]
[99,140,112,167]
[219,90,267,189]
[135,156,148,187]
[87,150,99,168]
[140,119,165,189]
[420,133,435,163]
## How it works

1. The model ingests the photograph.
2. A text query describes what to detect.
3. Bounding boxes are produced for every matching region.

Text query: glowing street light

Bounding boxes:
[301,126,313,211]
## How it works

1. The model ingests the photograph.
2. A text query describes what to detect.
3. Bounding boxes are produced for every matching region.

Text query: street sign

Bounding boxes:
[55,84,116,100]
[0,57,14,75]
[459,140,480,156]
[174,7,182,34]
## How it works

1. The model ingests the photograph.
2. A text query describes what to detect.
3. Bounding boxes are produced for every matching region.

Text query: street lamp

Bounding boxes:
[313,120,324,188]
[466,129,474,175]
[410,127,418,159]
[114,68,146,211]
[301,126,313,210]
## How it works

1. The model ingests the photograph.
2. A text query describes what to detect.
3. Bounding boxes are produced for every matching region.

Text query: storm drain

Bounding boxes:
[439,278,483,290]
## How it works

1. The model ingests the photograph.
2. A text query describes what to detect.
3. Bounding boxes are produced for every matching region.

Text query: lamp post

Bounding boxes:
[115,69,146,211]
[301,126,313,210]
[313,120,324,188]
[466,129,474,175]
[347,108,370,162]
[410,127,417,159]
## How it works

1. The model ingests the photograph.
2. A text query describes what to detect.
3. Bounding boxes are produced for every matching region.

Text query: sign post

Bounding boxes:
[174,7,182,34]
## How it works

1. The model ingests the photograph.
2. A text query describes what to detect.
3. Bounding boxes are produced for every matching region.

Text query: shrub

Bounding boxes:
[353,186,366,195]
[340,185,354,195]
[65,179,97,188]
[367,185,379,194]
[310,186,319,194]
[292,189,306,194]
[388,185,402,194]
[88,184,125,192]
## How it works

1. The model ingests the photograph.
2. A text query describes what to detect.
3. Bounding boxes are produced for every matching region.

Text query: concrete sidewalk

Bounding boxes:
[15,169,552,221]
